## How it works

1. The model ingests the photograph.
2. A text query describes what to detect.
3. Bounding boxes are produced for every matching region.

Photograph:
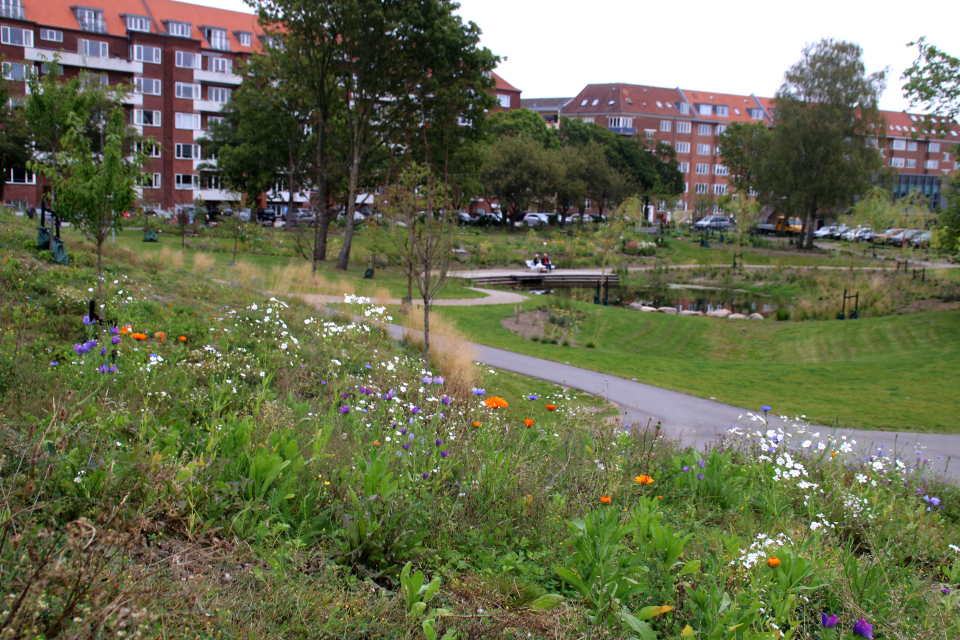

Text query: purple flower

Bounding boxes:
[923,495,941,506]
[441,396,451,405]
[74,344,84,355]
[49,361,58,366]
[697,474,704,480]
[403,443,411,451]
[434,376,444,384]
[682,465,690,472]
[852,618,873,638]
[97,364,109,373]
[101,347,107,356]
[321,381,326,385]
[761,405,771,413]
[943,587,952,595]
[425,451,431,456]
[698,460,706,468]
[422,473,430,479]
[82,315,92,325]
[435,439,443,446]
[110,325,120,335]
[109,364,117,373]
[111,336,121,345]
[400,428,407,435]
[340,405,350,414]
[821,613,839,628]
[421,375,433,384]
[411,406,420,414]
[341,392,348,399]
[441,450,450,458]
[472,387,485,396]
[528,395,538,401]
[365,364,371,369]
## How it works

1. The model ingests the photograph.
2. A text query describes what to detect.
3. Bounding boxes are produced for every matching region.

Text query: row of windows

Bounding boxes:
[684,183,729,195]
[134,110,205,129]
[143,173,217,190]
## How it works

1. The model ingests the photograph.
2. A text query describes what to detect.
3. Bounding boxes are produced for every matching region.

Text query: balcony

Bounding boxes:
[119,91,143,106]
[193,99,224,113]
[79,18,108,33]
[195,187,237,201]
[608,126,637,136]
[25,48,143,74]
[193,69,242,86]
[0,3,26,20]
[192,129,208,142]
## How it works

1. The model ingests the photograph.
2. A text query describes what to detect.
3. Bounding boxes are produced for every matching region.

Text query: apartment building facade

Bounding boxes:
[2,0,263,210]
[544,83,959,217]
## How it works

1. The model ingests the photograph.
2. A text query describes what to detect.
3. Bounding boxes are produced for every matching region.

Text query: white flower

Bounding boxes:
[280,343,288,351]
[801,440,812,448]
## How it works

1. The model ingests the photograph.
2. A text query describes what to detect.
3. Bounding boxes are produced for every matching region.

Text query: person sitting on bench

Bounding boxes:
[542,254,553,271]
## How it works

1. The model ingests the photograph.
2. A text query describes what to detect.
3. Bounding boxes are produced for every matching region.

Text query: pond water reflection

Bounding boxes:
[529,284,785,317]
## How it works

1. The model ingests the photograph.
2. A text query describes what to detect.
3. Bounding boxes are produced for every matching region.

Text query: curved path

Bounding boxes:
[297,287,528,308]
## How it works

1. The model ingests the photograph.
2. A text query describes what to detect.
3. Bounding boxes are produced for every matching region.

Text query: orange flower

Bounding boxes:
[131,333,147,341]
[373,441,381,446]
[484,396,508,409]
[657,495,663,500]
[154,331,166,342]
[634,475,654,485]
[473,421,481,428]
[767,557,780,567]
[179,336,187,342]
[600,496,612,504]
[524,418,534,427]
[119,325,131,334]
[545,404,556,411]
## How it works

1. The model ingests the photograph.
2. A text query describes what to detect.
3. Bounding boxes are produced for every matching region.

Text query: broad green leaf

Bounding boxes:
[679,560,701,576]
[529,594,564,611]
[637,605,674,621]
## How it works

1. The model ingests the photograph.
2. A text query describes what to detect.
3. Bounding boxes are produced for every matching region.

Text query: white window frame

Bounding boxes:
[699,104,712,116]
[81,39,108,57]
[9,168,36,184]
[716,125,727,135]
[209,87,231,103]
[678,103,690,115]
[695,163,708,175]
[142,173,161,189]
[890,157,905,168]
[714,164,728,175]
[678,162,689,174]
[645,129,655,139]
[175,143,200,159]
[134,109,161,127]
[676,121,691,134]
[925,160,939,170]
[175,174,199,190]
[40,28,63,43]
[133,45,161,64]
[906,158,917,169]
[175,51,201,69]
[695,183,708,194]
[675,142,690,153]
[175,112,201,130]
[698,124,712,136]
[133,77,161,95]
[1,25,34,47]
[660,120,671,132]
[713,184,728,195]
[237,32,251,47]
[207,116,225,126]
[168,22,191,38]
[907,141,918,152]
[750,108,765,120]
[135,141,160,157]
[206,28,229,51]
[715,106,729,117]
[210,57,232,73]
[2,62,26,81]
[696,144,711,155]
[175,82,201,99]
[929,142,940,153]
[581,117,594,124]
[126,16,151,32]
[891,139,906,151]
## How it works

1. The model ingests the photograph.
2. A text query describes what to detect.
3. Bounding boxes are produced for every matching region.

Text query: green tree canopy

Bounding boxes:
[902,38,960,137]
[480,136,560,225]
[486,108,559,149]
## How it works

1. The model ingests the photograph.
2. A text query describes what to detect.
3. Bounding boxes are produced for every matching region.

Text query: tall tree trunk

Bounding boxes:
[423,269,431,371]
[313,130,329,267]
[97,239,104,313]
[336,149,362,270]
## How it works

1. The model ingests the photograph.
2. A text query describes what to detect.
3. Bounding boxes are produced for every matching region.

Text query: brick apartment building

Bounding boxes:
[2,0,264,211]
[524,83,960,219]
[1,0,522,213]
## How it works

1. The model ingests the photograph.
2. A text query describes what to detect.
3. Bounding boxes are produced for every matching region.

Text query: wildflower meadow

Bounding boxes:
[1,209,960,639]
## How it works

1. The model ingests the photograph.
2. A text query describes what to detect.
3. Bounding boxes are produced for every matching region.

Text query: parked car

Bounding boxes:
[888,229,918,246]
[456,212,474,226]
[256,208,277,226]
[290,209,318,227]
[873,228,902,244]
[522,212,550,227]
[829,224,850,239]
[813,225,837,239]
[694,215,731,230]
[842,226,873,242]
[910,230,932,248]
[475,212,501,226]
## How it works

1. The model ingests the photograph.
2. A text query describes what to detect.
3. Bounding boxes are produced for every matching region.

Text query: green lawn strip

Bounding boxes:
[436,300,960,432]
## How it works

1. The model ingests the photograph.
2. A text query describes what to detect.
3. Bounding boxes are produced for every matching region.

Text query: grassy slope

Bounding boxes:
[436,299,960,432]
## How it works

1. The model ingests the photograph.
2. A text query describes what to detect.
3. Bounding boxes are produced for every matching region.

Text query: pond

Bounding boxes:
[525,284,785,317]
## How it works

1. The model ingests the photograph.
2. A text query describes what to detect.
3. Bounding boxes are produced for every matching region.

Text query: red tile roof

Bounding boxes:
[22,0,263,52]
[492,71,520,93]
[880,110,960,140]
[562,83,684,116]
[681,88,771,124]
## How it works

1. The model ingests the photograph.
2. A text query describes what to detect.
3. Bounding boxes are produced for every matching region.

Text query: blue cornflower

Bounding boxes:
[340,406,350,414]
[528,394,538,401]
[682,465,690,472]
[852,618,873,638]
[441,396,451,405]
[472,387,485,396]
[821,613,839,628]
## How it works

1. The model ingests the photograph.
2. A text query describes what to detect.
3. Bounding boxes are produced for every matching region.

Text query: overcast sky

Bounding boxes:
[192,0,958,114]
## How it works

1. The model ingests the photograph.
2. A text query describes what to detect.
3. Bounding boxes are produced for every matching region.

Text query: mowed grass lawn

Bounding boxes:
[436,300,960,433]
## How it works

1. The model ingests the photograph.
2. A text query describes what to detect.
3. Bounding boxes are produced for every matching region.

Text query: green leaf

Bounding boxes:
[679,560,701,576]
[422,576,442,603]
[422,617,437,640]
[528,594,564,611]
[616,611,657,640]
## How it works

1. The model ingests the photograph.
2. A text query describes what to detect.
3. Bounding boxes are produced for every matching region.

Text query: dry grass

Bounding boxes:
[402,305,478,396]
[191,252,215,274]
[157,246,184,271]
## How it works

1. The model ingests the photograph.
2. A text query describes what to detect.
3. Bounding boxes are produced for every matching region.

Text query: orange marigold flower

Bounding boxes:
[657,495,663,500]
[634,475,654,485]
[524,418,534,427]
[600,496,612,504]
[484,396,508,409]
[767,557,780,567]
[373,441,381,446]
[473,421,481,428]
[545,404,556,411]
[131,333,147,341]
[179,336,187,342]
[154,331,166,342]
[119,325,131,334]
